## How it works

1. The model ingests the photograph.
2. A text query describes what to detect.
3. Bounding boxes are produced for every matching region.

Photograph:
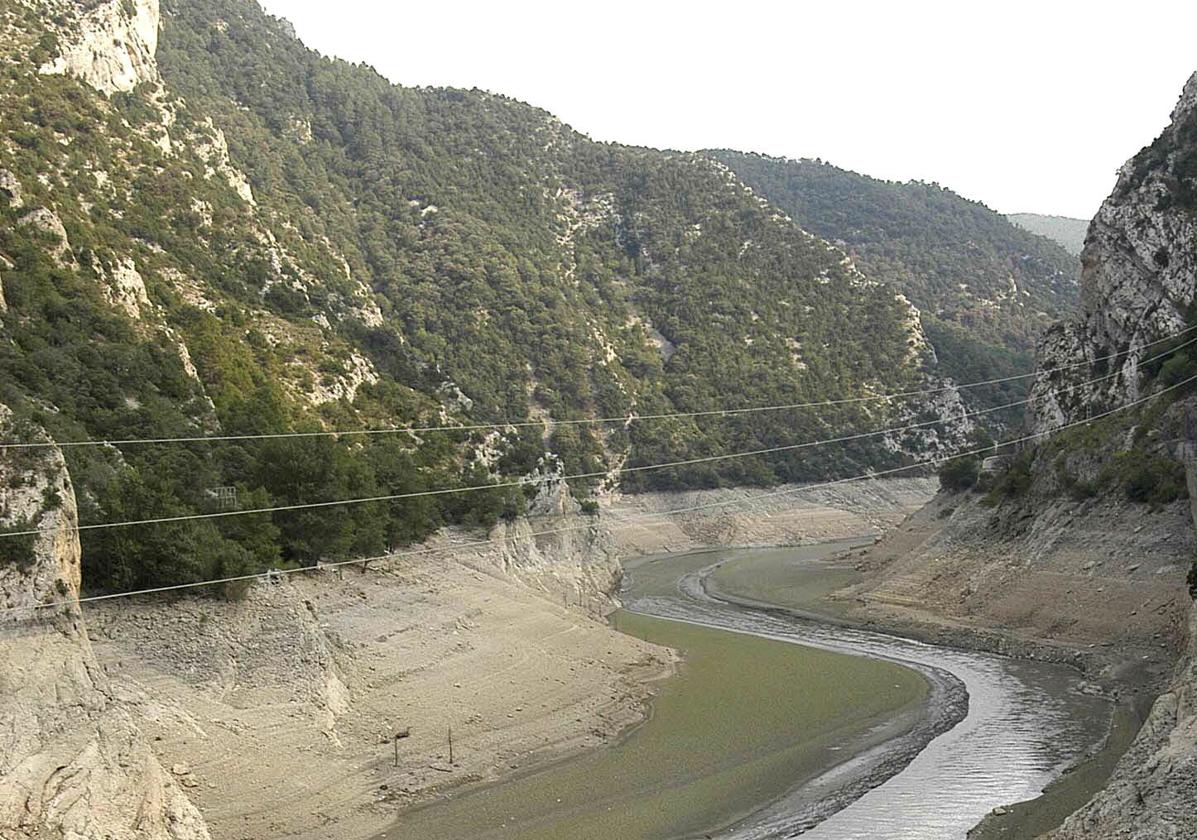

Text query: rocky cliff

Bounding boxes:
[0,406,211,840]
[1031,73,1197,434]
[1027,72,1197,840]
[848,73,1197,839]
[38,0,163,95]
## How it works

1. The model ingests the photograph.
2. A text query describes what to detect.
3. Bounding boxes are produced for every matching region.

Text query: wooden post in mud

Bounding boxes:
[448,725,454,765]
[393,733,399,767]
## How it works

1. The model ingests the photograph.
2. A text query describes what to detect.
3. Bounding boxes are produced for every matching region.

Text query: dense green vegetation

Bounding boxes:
[0,0,971,590]
[938,456,980,492]
[708,151,1080,420]
[981,339,1197,511]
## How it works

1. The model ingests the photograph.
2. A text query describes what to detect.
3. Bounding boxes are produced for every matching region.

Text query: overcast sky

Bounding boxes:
[259,1,1197,219]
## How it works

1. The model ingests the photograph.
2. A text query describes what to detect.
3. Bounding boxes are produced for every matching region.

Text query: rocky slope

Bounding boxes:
[709,150,1080,419]
[0,405,211,840]
[1048,604,1197,840]
[1030,71,1197,840]
[841,73,1197,839]
[0,0,977,604]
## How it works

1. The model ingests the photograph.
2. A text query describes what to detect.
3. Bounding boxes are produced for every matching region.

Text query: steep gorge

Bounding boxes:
[1031,70,1197,840]
[5,1,1193,838]
[836,72,1197,838]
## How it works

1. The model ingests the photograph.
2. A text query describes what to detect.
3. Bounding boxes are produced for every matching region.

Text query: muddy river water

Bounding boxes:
[624,541,1113,839]
[385,540,1114,839]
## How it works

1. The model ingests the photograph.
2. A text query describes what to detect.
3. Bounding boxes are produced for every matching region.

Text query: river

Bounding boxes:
[623,542,1113,839]
[383,540,1113,839]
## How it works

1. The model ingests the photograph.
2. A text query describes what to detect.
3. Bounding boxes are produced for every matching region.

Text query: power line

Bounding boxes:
[1,323,1192,452]
[3,335,1190,541]
[7,369,1194,620]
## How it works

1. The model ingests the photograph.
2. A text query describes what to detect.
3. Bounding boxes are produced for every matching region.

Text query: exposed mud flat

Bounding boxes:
[83,543,672,840]
[602,477,936,555]
[67,479,931,840]
[377,607,929,840]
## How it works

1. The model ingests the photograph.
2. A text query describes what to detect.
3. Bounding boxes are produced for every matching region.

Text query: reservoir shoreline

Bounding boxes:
[702,542,1140,840]
[379,538,1116,839]
[377,543,937,840]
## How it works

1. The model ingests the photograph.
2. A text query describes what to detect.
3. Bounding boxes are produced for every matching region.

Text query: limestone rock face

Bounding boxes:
[0,169,23,209]
[1031,73,1197,433]
[17,207,74,268]
[1049,602,1197,840]
[1022,72,1197,839]
[103,257,152,319]
[189,119,256,205]
[0,406,211,840]
[39,0,162,95]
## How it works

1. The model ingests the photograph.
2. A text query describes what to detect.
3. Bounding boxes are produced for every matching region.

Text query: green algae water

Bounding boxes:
[382,603,927,840]
[380,543,1112,840]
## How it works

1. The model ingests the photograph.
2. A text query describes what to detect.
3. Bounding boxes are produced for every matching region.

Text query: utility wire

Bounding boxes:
[1,323,1192,452]
[2,334,1192,541]
[7,369,1195,619]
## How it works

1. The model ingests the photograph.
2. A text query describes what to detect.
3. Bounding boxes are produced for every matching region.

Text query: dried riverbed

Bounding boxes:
[381,541,1113,839]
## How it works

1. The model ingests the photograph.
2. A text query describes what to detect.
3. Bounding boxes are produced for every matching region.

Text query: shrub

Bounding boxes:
[1158,353,1197,388]
[981,449,1035,505]
[0,519,37,569]
[1121,455,1187,505]
[938,456,980,492]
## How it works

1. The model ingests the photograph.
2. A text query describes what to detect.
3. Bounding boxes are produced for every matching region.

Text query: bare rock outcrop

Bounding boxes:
[17,207,75,268]
[0,170,23,210]
[1031,73,1197,433]
[1048,601,1197,840]
[0,258,8,313]
[38,0,162,95]
[102,257,152,319]
[0,406,211,840]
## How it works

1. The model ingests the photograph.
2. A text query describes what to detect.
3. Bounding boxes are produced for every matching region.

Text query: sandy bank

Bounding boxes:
[71,477,937,840]
[85,546,671,840]
[603,477,936,555]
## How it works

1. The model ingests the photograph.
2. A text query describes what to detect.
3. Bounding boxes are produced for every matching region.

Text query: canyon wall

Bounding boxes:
[0,406,211,840]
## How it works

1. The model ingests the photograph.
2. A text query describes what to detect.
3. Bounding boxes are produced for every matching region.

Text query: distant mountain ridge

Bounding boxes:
[707,151,1081,414]
[1007,213,1088,256]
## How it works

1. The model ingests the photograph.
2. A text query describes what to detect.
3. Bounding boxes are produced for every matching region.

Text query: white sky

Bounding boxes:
[258,0,1197,219]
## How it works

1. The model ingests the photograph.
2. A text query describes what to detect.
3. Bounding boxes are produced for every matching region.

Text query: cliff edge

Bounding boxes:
[0,405,211,840]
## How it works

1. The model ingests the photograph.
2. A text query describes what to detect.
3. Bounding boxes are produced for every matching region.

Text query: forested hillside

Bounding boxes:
[709,152,1080,413]
[1007,213,1088,256]
[0,0,970,594]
